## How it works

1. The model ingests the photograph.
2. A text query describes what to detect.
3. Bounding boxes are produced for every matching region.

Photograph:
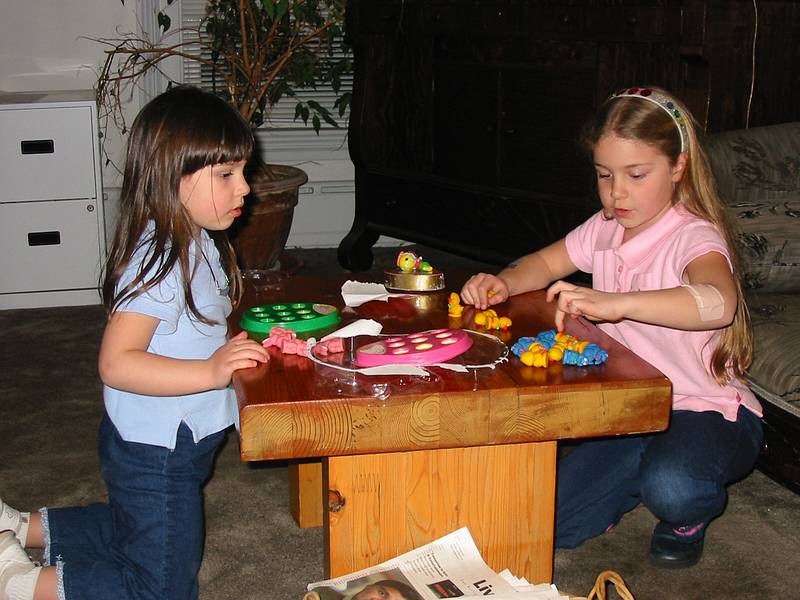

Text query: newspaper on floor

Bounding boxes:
[304,527,568,600]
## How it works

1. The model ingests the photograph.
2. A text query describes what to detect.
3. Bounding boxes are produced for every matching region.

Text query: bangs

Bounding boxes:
[140,87,254,175]
[181,108,254,174]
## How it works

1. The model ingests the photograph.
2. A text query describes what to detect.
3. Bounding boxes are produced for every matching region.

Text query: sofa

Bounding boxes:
[705,122,800,494]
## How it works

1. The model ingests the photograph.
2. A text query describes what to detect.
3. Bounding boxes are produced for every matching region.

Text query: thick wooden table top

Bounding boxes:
[232,271,672,461]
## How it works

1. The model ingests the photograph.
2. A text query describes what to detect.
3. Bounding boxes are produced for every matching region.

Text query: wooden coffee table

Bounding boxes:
[231,272,671,583]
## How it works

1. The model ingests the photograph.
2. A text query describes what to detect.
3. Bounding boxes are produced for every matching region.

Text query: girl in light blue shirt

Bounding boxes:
[0,86,269,600]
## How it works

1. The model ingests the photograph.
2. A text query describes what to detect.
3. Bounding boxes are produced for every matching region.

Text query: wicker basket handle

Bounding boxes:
[586,570,636,600]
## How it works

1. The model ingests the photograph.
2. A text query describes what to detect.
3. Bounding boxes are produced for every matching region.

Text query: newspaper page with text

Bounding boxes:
[305,528,567,600]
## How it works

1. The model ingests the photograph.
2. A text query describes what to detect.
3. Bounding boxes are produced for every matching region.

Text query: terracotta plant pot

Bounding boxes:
[228,163,308,272]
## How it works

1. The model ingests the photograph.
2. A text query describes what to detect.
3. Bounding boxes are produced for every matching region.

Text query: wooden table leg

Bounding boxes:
[323,441,557,583]
[288,459,323,528]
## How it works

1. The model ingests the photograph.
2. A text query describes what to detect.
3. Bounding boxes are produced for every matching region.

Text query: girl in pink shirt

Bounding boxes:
[461,87,762,569]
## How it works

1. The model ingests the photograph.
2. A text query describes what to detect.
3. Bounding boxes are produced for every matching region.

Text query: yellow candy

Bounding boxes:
[475,308,511,330]
[532,351,549,368]
[396,251,418,272]
[517,330,600,369]
[447,292,464,317]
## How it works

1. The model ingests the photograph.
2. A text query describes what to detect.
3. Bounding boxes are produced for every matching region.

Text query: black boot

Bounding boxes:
[649,521,705,569]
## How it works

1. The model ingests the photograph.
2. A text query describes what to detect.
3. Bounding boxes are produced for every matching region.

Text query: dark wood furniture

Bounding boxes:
[231,272,672,582]
[339,0,800,270]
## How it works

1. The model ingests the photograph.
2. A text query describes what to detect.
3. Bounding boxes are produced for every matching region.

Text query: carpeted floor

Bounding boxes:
[1,244,798,599]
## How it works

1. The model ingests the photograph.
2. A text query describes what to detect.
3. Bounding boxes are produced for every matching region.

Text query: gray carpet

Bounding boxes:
[1,245,799,599]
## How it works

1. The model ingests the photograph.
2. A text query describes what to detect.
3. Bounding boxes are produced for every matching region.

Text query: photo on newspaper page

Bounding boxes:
[304,567,423,600]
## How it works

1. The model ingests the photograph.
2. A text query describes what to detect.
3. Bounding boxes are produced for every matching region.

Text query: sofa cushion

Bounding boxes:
[705,122,800,293]
[746,291,800,409]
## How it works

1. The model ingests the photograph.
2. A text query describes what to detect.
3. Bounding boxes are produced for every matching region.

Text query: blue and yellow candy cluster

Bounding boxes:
[511,330,608,367]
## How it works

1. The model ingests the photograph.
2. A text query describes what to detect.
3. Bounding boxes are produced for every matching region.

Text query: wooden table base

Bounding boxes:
[305,441,558,582]
[288,460,325,528]
[237,280,671,585]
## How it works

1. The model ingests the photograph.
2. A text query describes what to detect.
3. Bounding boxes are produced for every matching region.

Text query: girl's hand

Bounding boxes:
[546,280,626,331]
[207,331,269,388]
[460,273,509,310]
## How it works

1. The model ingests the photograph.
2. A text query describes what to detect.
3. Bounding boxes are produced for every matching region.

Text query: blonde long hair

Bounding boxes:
[580,87,752,384]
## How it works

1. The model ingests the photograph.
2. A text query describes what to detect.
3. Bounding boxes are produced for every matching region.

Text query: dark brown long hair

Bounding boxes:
[580,87,752,383]
[102,86,254,323]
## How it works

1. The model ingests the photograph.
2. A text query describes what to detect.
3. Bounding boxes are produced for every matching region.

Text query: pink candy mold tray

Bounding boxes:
[354,328,473,367]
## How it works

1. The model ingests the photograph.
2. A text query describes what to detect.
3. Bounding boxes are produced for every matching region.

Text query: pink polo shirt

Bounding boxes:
[565,204,761,422]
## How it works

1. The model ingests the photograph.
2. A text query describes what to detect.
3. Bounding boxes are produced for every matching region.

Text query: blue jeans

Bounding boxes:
[555,406,763,548]
[45,414,226,600]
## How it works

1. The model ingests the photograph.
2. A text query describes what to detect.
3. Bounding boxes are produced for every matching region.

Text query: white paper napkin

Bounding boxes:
[340,280,407,307]
[320,318,383,340]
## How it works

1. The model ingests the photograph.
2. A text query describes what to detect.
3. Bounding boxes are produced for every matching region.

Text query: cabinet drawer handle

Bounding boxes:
[28,231,61,246]
[21,139,55,154]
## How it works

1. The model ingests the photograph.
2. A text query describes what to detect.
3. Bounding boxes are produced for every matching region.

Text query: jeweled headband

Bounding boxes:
[610,87,689,152]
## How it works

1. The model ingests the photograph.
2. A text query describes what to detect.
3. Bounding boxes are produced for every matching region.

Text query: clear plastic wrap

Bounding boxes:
[309,330,509,399]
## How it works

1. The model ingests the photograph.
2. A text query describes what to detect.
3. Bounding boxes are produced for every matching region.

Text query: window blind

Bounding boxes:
[178,0,351,130]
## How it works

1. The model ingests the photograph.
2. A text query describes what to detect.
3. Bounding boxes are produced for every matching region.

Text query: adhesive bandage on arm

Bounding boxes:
[682,283,725,321]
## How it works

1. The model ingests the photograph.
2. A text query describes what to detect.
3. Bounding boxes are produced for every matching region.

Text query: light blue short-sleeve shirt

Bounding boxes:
[103,224,238,449]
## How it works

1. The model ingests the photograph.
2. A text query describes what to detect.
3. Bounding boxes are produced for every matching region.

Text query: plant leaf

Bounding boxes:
[157,12,171,32]
[321,111,339,128]
[334,93,351,118]
[276,0,289,19]
[293,103,310,125]
[261,0,276,20]
[306,100,324,111]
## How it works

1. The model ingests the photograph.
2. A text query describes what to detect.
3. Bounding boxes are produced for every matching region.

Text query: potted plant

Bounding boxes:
[95,0,351,271]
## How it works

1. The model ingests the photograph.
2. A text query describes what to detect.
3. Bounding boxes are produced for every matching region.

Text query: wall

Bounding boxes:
[0,0,139,189]
[0,1,134,92]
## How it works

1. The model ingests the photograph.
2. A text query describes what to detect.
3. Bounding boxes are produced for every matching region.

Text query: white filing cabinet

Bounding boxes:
[0,90,106,309]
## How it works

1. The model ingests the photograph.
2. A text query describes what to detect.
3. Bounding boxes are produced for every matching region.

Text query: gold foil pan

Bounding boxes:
[405,291,444,311]
[384,269,445,292]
